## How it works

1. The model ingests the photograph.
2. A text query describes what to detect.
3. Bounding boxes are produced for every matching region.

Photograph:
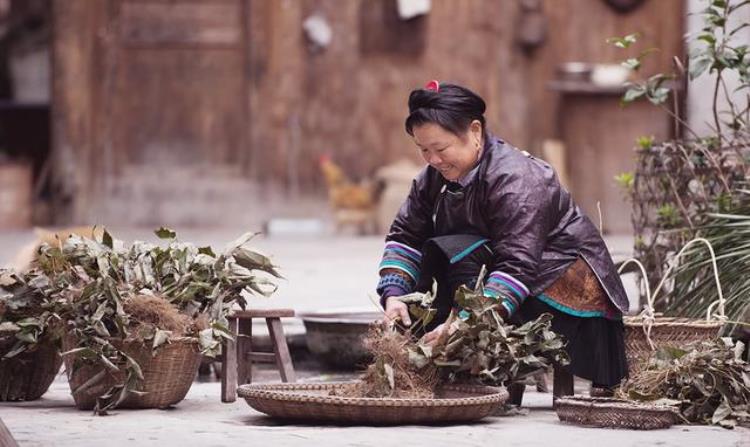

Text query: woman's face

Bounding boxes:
[412,121,482,182]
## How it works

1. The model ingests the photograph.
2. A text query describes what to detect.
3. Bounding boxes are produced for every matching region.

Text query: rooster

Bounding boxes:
[319,155,384,234]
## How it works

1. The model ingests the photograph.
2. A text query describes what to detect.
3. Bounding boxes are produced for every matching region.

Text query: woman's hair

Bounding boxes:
[404,82,486,139]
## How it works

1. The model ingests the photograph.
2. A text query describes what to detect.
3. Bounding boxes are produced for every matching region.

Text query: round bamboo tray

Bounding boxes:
[62,335,202,410]
[556,396,681,430]
[238,382,508,424]
[0,334,61,401]
[623,316,721,374]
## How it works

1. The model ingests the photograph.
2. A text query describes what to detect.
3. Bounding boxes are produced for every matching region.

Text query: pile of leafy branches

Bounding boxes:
[349,285,569,398]
[619,338,750,428]
[0,269,58,358]
[418,285,569,387]
[2,227,281,414]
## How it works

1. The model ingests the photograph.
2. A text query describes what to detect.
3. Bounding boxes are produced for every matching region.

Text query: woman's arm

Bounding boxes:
[376,169,437,303]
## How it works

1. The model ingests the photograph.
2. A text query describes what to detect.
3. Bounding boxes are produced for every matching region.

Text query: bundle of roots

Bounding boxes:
[333,323,439,399]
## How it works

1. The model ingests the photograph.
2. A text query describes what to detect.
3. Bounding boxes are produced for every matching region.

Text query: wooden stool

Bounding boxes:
[221,309,297,403]
[508,364,573,407]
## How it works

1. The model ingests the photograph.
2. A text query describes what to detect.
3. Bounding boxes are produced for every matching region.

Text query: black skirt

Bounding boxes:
[517,296,629,387]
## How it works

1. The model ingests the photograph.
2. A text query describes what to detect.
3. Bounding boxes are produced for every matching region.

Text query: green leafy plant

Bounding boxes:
[611,0,750,140]
[615,172,635,193]
[611,0,750,311]
[658,190,750,334]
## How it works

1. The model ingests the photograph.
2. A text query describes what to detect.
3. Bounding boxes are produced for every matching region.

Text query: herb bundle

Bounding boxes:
[346,285,569,398]
[1,227,281,413]
[619,338,750,428]
[420,285,569,387]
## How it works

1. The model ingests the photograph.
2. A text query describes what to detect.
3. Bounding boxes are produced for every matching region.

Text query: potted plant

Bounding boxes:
[612,0,749,324]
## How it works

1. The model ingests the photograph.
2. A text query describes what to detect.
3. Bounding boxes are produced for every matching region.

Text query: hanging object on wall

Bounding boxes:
[515,0,547,54]
[396,0,431,20]
[602,0,647,14]
[303,13,332,50]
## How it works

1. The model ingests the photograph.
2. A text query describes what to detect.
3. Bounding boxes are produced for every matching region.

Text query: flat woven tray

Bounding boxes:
[555,396,681,430]
[237,381,508,424]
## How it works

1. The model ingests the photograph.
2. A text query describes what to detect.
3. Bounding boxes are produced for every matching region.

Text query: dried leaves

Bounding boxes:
[422,286,569,387]
[620,338,750,428]
[0,227,282,414]
[335,324,438,399]
[348,286,569,398]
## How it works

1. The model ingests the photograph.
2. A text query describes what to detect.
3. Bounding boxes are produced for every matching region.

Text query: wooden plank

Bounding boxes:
[232,309,295,319]
[266,317,296,383]
[237,317,253,385]
[220,316,238,403]
[120,1,241,46]
[247,352,276,363]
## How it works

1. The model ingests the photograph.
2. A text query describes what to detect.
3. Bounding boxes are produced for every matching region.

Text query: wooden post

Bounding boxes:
[237,317,253,385]
[220,317,239,403]
[266,317,296,383]
[508,383,526,407]
[553,365,574,403]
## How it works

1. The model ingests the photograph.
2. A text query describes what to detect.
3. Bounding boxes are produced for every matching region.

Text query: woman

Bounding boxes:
[377,80,629,390]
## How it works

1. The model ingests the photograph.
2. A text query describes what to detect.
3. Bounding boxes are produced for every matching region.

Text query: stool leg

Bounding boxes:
[266,317,296,383]
[221,317,239,403]
[553,364,574,404]
[237,318,253,385]
[508,382,526,406]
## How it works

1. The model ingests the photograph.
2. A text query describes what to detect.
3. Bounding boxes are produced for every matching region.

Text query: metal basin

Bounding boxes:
[298,309,381,370]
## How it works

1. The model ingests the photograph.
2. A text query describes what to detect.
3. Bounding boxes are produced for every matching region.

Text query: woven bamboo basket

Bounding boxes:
[237,382,508,424]
[62,335,202,410]
[619,238,726,375]
[0,334,61,401]
[556,396,681,430]
[623,317,722,374]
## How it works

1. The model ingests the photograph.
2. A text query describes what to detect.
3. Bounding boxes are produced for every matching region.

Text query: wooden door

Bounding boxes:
[104,0,249,169]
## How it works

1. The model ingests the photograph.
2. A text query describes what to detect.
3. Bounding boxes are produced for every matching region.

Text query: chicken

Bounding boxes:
[319,155,384,234]
[7,226,101,272]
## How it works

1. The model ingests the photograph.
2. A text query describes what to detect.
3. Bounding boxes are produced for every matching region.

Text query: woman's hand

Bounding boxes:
[422,322,447,345]
[384,297,411,326]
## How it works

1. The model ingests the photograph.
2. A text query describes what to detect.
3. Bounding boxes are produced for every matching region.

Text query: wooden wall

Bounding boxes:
[52,0,685,225]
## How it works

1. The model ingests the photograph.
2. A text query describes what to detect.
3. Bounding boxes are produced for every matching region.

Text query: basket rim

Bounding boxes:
[63,333,200,345]
[555,396,681,414]
[623,316,723,329]
[237,381,508,407]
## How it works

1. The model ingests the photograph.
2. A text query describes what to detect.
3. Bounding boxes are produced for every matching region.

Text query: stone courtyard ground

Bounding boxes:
[1,227,749,446]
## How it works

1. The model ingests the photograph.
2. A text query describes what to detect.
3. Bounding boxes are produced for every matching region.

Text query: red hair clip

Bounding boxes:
[424,79,440,92]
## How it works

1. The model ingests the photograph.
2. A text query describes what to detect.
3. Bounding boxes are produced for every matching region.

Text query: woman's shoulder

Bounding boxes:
[412,164,446,198]
[481,138,558,191]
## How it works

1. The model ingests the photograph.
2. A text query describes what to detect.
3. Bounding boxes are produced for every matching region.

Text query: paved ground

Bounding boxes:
[3,371,748,447]
[4,227,747,446]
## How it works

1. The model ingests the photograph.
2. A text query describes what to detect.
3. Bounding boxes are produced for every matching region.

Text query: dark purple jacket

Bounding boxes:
[384,135,629,314]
